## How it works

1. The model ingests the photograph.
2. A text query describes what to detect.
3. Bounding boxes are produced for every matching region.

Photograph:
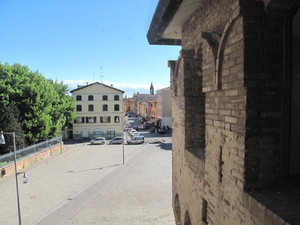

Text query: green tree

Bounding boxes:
[0,62,75,146]
[47,80,75,137]
[0,103,26,154]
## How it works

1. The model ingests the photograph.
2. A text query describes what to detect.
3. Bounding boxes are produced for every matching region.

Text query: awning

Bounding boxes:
[147,118,161,124]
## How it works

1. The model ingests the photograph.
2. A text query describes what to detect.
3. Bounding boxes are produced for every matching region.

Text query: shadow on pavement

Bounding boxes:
[157,143,172,151]
[66,164,121,173]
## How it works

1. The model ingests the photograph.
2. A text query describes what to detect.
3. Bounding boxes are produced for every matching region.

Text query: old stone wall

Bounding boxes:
[171,0,300,225]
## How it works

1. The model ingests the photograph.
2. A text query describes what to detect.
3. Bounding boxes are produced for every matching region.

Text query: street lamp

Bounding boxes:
[0,131,28,225]
[122,131,125,164]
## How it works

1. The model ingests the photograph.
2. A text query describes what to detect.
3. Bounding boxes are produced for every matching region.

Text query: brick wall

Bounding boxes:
[171,0,300,224]
[1,143,63,179]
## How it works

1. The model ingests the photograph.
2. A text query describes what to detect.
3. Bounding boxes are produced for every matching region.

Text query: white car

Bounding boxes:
[130,129,139,136]
[127,136,144,144]
[90,137,106,145]
[131,131,139,136]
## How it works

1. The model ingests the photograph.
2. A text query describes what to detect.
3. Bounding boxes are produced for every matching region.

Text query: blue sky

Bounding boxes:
[0,0,180,97]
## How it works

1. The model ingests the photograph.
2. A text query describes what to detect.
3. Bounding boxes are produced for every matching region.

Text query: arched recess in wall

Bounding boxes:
[81,129,90,139]
[184,210,192,225]
[215,6,241,90]
[107,129,115,139]
[94,129,104,138]
[199,7,241,91]
[174,194,181,225]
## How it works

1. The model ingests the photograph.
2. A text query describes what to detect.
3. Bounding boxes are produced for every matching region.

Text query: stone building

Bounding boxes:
[137,95,158,119]
[124,83,156,115]
[148,0,300,225]
[70,82,124,140]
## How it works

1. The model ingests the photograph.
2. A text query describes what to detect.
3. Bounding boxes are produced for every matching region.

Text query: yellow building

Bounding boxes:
[70,82,124,140]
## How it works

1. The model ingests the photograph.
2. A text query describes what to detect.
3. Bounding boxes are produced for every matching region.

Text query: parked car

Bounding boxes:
[138,124,148,130]
[127,136,144,144]
[150,127,155,133]
[109,137,124,144]
[130,129,139,136]
[158,128,166,134]
[131,131,139,136]
[90,137,106,145]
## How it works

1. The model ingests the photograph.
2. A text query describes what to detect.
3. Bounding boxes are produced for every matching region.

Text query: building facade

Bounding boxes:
[157,87,172,128]
[148,0,300,225]
[70,82,124,140]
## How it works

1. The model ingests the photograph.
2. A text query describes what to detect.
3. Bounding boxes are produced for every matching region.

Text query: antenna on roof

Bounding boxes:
[100,67,104,83]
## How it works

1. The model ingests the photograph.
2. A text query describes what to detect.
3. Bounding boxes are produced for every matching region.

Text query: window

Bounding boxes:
[114,104,120,111]
[114,116,120,123]
[74,117,84,123]
[103,104,108,111]
[76,105,82,111]
[88,104,94,111]
[103,95,108,101]
[114,95,119,101]
[76,95,82,101]
[88,95,94,101]
[100,116,111,123]
[86,117,96,123]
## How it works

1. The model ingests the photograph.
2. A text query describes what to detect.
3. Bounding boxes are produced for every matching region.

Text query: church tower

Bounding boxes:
[150,82,154,95]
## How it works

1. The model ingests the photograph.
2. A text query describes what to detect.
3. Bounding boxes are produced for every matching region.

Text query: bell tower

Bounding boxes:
[150,82,154,95]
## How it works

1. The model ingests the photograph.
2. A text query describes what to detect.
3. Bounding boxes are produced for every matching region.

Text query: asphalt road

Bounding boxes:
[0,133,174,225]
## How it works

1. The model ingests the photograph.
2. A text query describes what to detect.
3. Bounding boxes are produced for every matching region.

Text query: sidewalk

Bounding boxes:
[0,138,175,225]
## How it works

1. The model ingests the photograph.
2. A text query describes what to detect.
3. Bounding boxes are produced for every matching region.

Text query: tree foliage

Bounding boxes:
[0,103,26,154]
[0,62,75,151]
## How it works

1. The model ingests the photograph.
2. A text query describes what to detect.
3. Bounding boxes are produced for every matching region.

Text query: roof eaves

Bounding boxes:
[147,0,183,46]
[70,82,124,93]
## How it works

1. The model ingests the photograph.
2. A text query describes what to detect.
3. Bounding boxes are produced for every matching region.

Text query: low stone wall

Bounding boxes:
[0,143,63,179]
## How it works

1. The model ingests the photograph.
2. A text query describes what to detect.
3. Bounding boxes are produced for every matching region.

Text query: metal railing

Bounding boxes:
[0,136,62,168]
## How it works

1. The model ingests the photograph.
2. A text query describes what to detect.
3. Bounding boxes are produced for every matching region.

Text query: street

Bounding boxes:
[0,132,174,225]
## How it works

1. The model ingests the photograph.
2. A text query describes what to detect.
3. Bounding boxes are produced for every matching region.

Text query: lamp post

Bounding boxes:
[0,131,28,225]
[122,131,125,164]
[122,115,126,164]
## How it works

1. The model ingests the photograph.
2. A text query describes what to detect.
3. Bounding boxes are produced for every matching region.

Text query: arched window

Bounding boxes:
[88,95,94,101]
[88,104,94,111]
[76,95,82,101]
[114,95,119,100]
[107,129,115,139]
[76,105,82,111]
[103,104,108,111]
[103,95,108,101]
[114,104,120,111]
[184,211,191,225]
[81,129,90,139]
[94,129,104,138]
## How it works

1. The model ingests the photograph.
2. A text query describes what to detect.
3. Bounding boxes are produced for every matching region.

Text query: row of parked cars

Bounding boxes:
[90,135,144,145]
[90,137,123,145]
